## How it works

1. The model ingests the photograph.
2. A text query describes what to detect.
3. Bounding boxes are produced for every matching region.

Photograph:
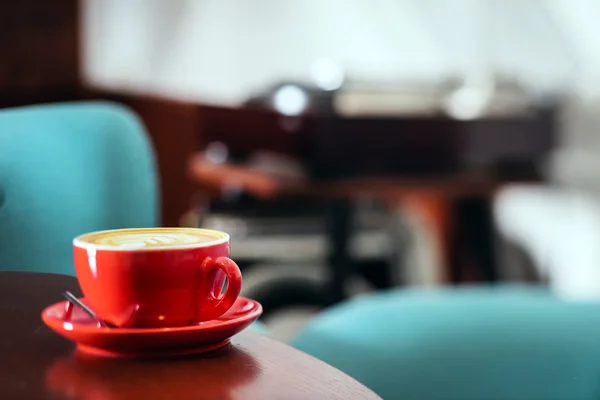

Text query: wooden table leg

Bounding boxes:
[452,195,498,283]
[402,192,453,284]
[324,198,354,304]
[402,192,498,284]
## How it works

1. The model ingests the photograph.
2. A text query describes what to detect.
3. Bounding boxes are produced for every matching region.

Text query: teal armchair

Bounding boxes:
[0,102,158,275]
[292,286,600,399]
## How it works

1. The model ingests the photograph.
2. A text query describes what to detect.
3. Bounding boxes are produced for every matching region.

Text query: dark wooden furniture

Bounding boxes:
[0,272,380,400]
[0,1,82,108]
[188,103,558,307]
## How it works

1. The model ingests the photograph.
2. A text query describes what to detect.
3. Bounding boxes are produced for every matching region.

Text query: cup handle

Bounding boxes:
[197,256,242,321]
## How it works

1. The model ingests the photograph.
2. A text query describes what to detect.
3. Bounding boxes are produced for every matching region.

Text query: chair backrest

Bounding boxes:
[0,102,159,275]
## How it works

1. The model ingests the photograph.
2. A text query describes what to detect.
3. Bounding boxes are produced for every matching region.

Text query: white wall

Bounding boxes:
[81,0,596,104]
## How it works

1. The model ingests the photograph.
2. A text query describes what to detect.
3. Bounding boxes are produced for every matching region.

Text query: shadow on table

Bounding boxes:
[45,344,260,400]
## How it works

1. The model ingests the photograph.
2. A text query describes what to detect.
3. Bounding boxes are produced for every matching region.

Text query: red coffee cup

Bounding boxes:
[73,228,242,328]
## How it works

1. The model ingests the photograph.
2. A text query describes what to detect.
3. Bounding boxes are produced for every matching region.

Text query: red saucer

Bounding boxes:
[41,296,262,358]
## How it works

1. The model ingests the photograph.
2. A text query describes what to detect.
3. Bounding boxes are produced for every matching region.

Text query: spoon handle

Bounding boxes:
[62,291,109,327]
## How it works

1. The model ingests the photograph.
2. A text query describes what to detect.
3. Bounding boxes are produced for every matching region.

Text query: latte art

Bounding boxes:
[95,233,212,249]
[75,228,226,250]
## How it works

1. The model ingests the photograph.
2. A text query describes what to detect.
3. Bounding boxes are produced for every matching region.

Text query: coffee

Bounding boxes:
[75,228,225,250]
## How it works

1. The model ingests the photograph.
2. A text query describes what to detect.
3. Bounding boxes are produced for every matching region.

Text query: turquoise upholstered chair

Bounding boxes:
[0,102,158,275]
[292,286,600,399]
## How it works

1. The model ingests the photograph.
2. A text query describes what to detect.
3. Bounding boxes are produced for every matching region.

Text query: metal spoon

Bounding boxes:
[62,291,112,328]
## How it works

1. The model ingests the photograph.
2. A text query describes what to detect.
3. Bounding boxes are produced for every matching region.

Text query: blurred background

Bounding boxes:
[3,0,600,341]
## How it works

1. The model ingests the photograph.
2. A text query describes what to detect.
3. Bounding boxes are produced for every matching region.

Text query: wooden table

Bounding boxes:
[189,155,504,299]
[0,272,380,400]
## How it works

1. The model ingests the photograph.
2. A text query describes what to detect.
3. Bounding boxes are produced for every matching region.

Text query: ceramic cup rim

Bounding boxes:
[73,227,230,252]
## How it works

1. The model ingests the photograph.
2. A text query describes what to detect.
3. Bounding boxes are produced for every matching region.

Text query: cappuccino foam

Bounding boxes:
[76,228,225,250]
